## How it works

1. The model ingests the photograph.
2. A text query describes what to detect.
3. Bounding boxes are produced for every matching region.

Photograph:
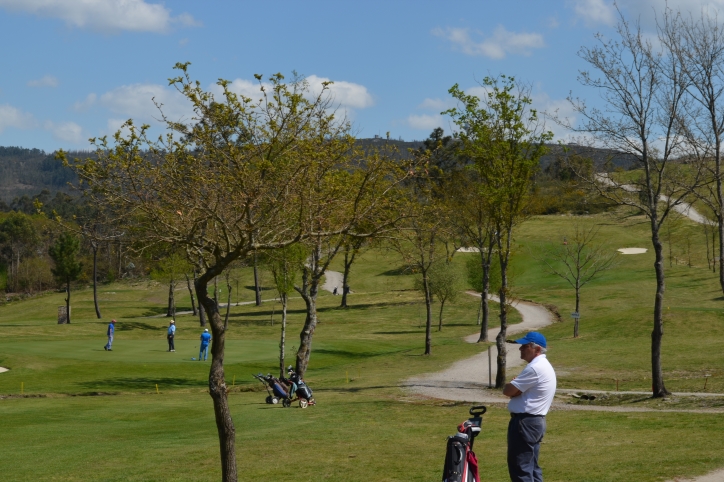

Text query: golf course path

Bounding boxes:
[403,292,553,404]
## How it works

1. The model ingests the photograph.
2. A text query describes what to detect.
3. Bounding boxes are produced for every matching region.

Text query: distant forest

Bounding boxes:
[0,139,636,208]
[0,146,86,203]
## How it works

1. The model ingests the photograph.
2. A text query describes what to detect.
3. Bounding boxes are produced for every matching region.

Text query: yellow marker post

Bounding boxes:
[346,371,349,383]
[156,384,159,394]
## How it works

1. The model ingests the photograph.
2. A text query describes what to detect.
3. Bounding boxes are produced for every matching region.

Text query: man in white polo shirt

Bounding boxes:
[503,332,556,482]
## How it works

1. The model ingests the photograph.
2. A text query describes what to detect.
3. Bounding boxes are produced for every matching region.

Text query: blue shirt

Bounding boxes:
[200,332,211,345]
[107,323,115,336]
[168,325,176,336]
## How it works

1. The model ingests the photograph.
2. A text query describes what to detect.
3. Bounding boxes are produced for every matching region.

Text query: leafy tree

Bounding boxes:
[446,75,552,387]
[0,212,40,292]
[267,244,306,378]
[48,232,82,324]
[64,64,407,481]
[424,260,463,331]
[390,168,447,355]
[339,235,366,308]
[150,248,191,318]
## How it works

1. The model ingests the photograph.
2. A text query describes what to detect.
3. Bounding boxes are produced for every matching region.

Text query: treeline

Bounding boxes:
[0,147,87,203]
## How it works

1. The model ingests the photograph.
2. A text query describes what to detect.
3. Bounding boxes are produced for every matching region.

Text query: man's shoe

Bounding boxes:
[108,349,112,351]
[104,346,107,351]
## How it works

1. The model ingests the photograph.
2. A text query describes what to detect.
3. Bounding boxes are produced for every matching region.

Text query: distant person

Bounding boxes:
[199,328,212,361]
[104,319,116,351]
[503,332,556,482]
[333,287,338,295]
[167,320,176,352]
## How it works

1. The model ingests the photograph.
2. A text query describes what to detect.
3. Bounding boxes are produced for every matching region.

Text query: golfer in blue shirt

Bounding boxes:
[199,328,212,361]
[167,320,176,352]
[104,319,115,351]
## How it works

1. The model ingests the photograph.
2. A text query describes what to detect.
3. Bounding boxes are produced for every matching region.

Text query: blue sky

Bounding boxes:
[0,0,718,152]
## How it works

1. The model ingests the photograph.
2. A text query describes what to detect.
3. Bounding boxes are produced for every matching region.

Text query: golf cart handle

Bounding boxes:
[469,405,487,417]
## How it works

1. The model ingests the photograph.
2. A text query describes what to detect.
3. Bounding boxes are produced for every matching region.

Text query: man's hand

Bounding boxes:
[503,383,522,398]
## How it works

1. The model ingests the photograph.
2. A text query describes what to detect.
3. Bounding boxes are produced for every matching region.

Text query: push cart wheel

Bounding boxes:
[282,398,291,408]
[265,395,272,404]
[271,397,279,404]
[299,399,308,409]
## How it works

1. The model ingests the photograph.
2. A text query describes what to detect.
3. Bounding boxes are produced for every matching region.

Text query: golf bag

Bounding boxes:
[442,405,486,482]
[282,367,316,408]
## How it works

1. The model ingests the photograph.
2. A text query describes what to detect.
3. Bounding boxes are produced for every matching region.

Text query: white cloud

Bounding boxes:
[532,92,577,141]
[407,114,445,131]
[44,120,84,143]
[27,75,58,87]
[82,83,191,123]
[0,0,199,33]
[305,75,374,109]
[73,93,97,111]
[433,25,545,59]
[0,104,36,132]
[570,0,616,27]
[418,98,455,112]
[217,75,374,111]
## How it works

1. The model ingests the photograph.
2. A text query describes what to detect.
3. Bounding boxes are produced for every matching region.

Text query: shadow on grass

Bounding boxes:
[228,301,420,324]
[243,285,275,292]
[380,266,412,276]
[373,330,422,335]
[78,377,204,389]
[141,307,167,317]
[117,322,164,331]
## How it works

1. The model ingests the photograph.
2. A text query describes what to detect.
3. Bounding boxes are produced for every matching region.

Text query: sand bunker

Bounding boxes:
[456,247,480,253]
[0,367,8,373]
[618,248,648,254]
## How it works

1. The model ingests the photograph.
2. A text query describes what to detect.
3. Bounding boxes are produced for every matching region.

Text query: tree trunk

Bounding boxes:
[438,300,445,331]
[65,278,71,324]
[495,247,510,389]
[574,284,580,338]
[253,252,262,306]
[166,279,175,317]
[718,179,724,292]
[92,243,101,319]
[296,292,318,377]
[340,251,352,308]
[196,274,237,482]
[651,226,670,398]
[224,277,232,330]
[279,293,287,379]
[423,275,432,355]
[185,273,197,316]
[478,254,490,342]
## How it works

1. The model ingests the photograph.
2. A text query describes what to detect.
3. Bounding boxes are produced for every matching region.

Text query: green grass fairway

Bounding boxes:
[2,211,724,480]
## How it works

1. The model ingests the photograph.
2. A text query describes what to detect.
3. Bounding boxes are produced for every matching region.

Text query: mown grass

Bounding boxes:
[2,210,724,480]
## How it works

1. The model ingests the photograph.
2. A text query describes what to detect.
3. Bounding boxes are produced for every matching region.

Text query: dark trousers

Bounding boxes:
[507,414,546,482]
[167,334,174,351]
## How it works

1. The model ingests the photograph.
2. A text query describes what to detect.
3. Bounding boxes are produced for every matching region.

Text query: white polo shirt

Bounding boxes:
[507,354,557,416]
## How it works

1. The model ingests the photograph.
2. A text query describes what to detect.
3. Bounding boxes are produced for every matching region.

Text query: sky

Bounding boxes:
[1,0,723,152]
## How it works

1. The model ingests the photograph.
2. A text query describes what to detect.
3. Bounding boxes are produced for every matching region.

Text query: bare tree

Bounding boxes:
[565,11,705,397]
[661,9,724,291]
[541,223,618,338]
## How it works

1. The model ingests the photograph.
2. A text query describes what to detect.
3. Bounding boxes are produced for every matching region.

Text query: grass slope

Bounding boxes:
[1,212,724,481]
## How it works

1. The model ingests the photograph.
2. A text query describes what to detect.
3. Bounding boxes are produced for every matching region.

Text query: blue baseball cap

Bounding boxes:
[508,332,547,348]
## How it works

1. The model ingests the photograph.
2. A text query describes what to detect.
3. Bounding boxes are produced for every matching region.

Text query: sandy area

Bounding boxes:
[618,248,648,254]
[321,270,344,293]
[0,367,8,373]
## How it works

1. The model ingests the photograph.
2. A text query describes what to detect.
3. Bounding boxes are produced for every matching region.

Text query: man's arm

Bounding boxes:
[503,383,522,398]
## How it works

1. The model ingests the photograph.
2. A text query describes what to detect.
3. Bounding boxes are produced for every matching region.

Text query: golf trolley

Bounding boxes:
[281,366,316,409]
[253,373,290,405]
[442,405,486,482]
